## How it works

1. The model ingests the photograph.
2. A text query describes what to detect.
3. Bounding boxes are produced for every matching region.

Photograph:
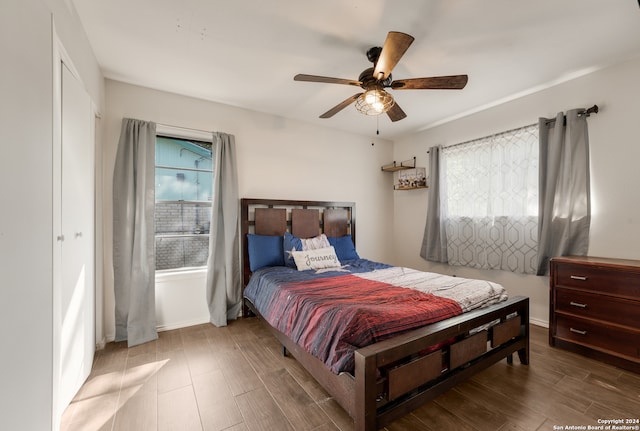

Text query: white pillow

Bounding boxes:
[292,246,341,271]
[301,233,330,250]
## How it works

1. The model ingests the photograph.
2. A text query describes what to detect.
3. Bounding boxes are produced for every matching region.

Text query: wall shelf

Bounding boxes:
[394,184,427,191]
[381,157,416,172]
[381,157,427,190]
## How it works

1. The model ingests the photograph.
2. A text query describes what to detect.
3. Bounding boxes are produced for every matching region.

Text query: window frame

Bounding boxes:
[154,125,215,273]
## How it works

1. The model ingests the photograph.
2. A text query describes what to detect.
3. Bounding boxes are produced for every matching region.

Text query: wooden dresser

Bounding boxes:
[549,256,640,373]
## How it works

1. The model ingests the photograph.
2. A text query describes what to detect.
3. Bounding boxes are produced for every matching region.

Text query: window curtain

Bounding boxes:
[112,118,158,347]
[420,146,448,263]
[536,110,591,275]
[206,132,241,327]
[421,125,539,274]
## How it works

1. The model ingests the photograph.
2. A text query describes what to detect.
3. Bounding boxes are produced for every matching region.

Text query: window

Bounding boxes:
[441,124,539,274]
[155,135,214,271]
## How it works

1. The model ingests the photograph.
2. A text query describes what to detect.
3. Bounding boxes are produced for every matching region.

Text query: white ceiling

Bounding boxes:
[72,0,640,139]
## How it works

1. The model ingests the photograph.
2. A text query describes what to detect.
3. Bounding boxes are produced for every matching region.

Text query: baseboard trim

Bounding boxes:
[530,317,548,328]
[156,318,210,333]
[98,318,211,349]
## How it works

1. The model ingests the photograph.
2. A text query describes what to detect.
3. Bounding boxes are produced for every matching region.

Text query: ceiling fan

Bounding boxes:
[294,31,468,122]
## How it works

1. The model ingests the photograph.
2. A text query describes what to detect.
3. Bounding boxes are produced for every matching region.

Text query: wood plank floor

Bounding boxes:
[61,320,640,431]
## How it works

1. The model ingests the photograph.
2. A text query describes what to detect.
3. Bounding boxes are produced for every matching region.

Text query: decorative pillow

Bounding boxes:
[247,234,284,272]
[301,233,330,250]
[283,232,330,268]
[328,235,360,261]
[292,246,341,271]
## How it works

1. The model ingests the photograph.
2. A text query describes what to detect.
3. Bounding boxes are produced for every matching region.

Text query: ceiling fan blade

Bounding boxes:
[390,75,468,90]
[294,74,362,87]
[373,31,415,81]
[386,102,407,122]
[319,93,362,118]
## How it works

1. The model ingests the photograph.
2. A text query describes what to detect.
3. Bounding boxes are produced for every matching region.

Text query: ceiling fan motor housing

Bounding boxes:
[359,67,392,89]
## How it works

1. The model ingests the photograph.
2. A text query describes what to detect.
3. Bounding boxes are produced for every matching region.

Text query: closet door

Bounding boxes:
[58,62,95,410]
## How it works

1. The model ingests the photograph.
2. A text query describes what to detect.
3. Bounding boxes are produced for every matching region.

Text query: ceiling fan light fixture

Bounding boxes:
[355,88,395,116]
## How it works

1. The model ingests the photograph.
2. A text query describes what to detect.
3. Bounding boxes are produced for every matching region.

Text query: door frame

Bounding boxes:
[51,25,99,430]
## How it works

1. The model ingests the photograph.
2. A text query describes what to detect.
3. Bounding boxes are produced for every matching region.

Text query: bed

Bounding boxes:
[240,198,529,431]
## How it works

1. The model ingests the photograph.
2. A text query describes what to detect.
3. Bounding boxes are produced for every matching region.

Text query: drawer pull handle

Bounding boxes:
[570,275,588,281]
[570,328,587,335]
[569,301,587,308]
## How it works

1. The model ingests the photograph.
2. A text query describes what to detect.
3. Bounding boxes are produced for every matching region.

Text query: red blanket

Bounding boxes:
[261,274,463,374]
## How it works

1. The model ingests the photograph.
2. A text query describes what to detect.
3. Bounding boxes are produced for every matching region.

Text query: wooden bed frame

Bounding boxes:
[240,198,529,431]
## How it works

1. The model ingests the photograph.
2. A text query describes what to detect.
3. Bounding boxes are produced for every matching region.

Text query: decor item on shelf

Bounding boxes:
[294,31,468,122]
[396,167,427,190]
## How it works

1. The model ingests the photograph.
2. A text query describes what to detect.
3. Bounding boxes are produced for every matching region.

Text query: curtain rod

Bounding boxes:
[544,104,599,126]
[157,123,213,134]
[427,122,537,154]
[427,105,600,154]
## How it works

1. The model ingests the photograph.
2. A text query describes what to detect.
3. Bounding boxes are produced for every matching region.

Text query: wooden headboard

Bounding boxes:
[240,198,355,313]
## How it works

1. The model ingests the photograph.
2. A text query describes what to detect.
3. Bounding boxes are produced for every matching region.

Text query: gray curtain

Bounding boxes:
[420,146,448,263]
[206,132,241,326]
[112,118,158,346]
[536,110,591,275]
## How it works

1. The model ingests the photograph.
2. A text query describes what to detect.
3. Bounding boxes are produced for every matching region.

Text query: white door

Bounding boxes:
[58,62,95,413]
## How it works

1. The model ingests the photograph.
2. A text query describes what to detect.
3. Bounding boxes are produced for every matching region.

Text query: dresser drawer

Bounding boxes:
[553,262,640,299]
[554,287,639,329]
[555,315,640,360]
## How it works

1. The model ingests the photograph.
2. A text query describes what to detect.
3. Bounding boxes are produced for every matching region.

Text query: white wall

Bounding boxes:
[0,2,54,428]
[392,56,640,326]
[155,270,210,331]
[0,1,104,430]
[102,79,395,340]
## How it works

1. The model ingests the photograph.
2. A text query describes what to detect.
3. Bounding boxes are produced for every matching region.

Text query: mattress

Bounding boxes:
[244,259,508,374]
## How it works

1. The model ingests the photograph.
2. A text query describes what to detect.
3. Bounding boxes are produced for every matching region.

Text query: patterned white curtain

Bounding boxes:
[441,124,539,274]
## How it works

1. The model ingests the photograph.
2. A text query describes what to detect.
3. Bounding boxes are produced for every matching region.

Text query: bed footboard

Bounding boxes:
[354,295,529,430]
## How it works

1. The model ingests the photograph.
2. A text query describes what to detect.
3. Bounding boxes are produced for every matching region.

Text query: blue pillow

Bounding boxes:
[247,234,284,271]
[328,235,360,261]
[283,232,303,268]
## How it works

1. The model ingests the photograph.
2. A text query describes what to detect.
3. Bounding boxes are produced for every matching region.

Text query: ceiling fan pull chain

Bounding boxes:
[376,115,380,135]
